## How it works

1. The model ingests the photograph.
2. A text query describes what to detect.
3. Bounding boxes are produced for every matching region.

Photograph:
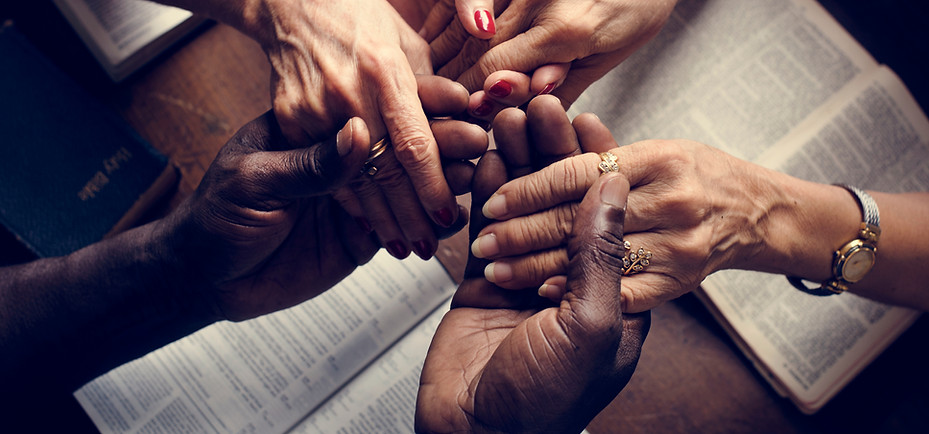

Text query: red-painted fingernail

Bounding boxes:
[434,208,454,227]
[538,82,555,95]
[412,240,433,260]
[387,240,410,259]
[488,80,512,98]
[473,100,493,117]
[355,217,373,234]
[474,10,496,35]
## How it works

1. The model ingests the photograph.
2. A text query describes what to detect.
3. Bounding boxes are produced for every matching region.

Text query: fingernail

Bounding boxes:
[537,82,555,95]
[474,9,496,35]
[433,208,454,227]
[413,240,433,260]
[484,262,512,283]
[472,100,493,117]
[538,283,563,299]
[336,117,355,157]
[482,194,507,219]
[471,233,499,258]
[386,240,410,259]
[600,175,626,209]
[355,217,373,234]
[488,80,512,98]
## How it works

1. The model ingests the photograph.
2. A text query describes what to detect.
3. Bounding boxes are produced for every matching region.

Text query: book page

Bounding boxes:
[53,0,199,80]
[701,66,927,412]
[569,0,876,163]
[75,251,458,433]
[289,300,450,433]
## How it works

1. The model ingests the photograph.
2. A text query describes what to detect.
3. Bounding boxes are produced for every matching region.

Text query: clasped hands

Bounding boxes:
[173,80,651,431]
[183,0,677,262]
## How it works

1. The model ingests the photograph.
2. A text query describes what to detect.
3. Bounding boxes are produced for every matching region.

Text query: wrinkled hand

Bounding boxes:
[330,76,487,260]
[165,95,480,321]
[430,0,678,106]
[250,0,462,240]
[478,126,777,312]
[416,144,649,432]
[391,0,572,121]
[163,112,378,321]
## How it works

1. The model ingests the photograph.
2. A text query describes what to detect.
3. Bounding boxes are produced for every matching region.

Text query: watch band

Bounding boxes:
[837,183,880,228]
[787,184,880,296]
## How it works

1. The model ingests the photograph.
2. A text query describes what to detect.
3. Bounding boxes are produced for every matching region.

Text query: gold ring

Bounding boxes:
[598,152,619,175]
[621,240,652,275]
[362,138,391,176]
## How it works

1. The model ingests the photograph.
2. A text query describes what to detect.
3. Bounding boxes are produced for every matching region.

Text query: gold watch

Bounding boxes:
[788,184,880,296]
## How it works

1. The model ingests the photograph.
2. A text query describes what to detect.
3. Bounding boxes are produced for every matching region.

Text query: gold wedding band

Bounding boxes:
[598,152,619,175]
[362,138,391,176]
[621,240,652,275]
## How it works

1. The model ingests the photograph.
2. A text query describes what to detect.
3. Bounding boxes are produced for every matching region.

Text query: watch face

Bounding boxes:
[841,246,876,282]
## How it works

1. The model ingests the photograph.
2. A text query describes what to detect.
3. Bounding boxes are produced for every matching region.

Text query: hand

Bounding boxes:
[162,112,379,321]
[432,0,678,106]
[243,0,463,244]
[416,144,649,432]
[390,0,574,120]
[330,75,487,260]
[166,98,480,320]
[477,128,786,312]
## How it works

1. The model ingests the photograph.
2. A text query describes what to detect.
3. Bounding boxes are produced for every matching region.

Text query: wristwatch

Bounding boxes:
[787,184,880,296]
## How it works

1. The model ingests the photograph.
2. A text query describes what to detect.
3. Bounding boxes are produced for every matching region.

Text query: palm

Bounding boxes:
[417,145,649,432]
[419,276,649,432]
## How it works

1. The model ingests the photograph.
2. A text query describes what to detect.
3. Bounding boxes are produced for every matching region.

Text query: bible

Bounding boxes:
[0,23,176,262]
[569,0,927,414]
[52,0,205,82]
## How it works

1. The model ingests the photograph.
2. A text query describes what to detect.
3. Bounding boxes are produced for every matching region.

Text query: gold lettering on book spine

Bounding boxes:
[77,147,134,201]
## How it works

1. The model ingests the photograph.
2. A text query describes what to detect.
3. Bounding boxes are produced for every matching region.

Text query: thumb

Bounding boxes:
[252,117,371,199]
[456,0,497,39]
[561,172,630,342]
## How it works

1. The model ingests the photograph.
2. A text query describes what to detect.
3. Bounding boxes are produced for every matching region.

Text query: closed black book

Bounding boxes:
[0,23,176,262]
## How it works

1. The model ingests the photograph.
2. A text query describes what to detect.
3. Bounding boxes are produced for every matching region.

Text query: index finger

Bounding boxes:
[482,152,601,220]
[379,74,459,227]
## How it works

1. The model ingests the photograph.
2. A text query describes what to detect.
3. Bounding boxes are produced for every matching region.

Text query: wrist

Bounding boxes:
[150,204,224,323]
[752,177,862,281]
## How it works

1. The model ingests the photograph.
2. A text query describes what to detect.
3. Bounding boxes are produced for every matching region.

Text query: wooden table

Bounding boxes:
[7,2,929,432]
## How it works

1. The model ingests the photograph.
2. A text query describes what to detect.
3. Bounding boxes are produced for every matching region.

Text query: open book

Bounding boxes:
[569,0,926,414]
[75,251,457,432]
[53,0,205,81]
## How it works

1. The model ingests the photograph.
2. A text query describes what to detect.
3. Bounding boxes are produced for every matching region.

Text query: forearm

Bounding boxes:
[850,191,929,309]
[0,218,215,396]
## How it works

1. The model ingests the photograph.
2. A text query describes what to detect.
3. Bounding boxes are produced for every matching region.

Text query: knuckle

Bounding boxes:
[553,157,594,198]
[511,219,548,252]
[391,133,435,169]
[523,250,568,284]
[356,44,400,74]
[555,203,580,240]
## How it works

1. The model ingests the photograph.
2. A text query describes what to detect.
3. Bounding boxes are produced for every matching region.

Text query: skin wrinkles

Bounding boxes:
[479,202,579,257]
